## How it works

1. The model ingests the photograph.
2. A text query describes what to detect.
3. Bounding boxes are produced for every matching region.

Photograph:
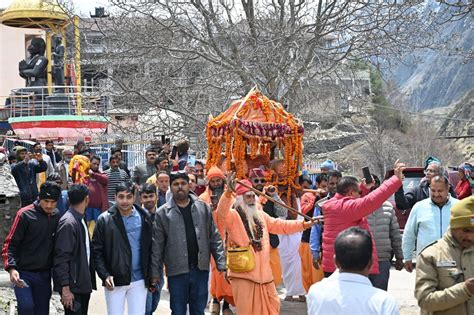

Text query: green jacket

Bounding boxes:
[415,229,474,315]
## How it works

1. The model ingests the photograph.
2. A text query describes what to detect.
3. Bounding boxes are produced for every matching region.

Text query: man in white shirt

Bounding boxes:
[307,227,399,315]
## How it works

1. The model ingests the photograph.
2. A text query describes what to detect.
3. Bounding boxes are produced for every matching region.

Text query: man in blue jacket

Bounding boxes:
[402,175,459,272]
[11,146,48,207]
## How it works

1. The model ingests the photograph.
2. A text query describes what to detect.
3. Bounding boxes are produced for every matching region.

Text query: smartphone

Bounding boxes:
[171,145,178,158]
[165,138,171,145]
[161,135,166,144]
[362,166,373,184]
[187,154,196,167]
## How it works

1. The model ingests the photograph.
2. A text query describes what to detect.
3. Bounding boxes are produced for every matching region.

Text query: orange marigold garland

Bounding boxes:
[206,87,304,192]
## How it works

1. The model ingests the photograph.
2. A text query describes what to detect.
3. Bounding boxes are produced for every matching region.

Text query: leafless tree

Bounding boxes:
[72,0,451,137]
[361,117,465,177]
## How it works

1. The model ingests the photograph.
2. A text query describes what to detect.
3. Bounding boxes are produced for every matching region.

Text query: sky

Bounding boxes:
[0,0,110,17]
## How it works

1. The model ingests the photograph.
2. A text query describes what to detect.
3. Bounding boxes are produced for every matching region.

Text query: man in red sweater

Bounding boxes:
[85,155,108,234]
[321,161,405,278]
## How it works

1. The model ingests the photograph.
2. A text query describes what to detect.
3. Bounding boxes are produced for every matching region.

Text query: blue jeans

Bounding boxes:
[167,268,209,315]
[145,272,164,315]
[369,261,391,291]
[14,270,52,315]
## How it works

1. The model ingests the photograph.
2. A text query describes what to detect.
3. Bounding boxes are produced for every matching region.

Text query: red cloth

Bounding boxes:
[249,168,266,179]
[236,179,252,196]
[87,171,109,211]
[195,185,206,196]
[321,175,402,274]
[455,179,472,200]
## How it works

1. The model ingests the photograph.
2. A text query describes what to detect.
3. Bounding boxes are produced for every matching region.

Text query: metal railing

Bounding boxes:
[3,86,108,118]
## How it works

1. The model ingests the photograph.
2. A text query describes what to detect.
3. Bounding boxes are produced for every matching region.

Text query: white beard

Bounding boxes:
[236,196,259,238]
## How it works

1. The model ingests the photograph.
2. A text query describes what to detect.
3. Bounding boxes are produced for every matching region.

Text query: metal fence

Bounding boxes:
[4,85,107,118]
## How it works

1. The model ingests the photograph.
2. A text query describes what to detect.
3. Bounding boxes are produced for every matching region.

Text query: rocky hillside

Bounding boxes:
[387,9,473,111]
[434,90,474,161]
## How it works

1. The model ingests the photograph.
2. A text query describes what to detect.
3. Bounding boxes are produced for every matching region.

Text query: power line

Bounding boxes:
[436,135,474,139]
[370,103,474,123]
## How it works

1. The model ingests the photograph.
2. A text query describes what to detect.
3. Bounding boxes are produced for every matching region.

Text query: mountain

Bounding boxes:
[387,8,473,111]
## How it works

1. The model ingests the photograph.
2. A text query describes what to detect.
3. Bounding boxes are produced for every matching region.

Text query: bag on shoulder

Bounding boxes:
[226,244,255,273]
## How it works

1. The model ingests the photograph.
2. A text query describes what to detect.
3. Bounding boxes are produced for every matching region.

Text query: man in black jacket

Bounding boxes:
[395,162,457,211]
[2,182,62,314]
[140,184,164,315]
[45,140,62,168]
[11,146,48,207]
[54,184,96,315]
[92,182,153,314]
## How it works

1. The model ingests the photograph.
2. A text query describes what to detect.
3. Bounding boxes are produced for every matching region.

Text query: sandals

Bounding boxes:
[284,295,306,302]
[210,302,220,315]
[284,296,297,302]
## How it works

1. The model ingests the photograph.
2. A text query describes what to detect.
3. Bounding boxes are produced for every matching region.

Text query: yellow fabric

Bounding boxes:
[231,278,280,315]
[87,220,96,237]
[269,247,282,287]
[227,245,255,273]
[68,155,90,184]
[38,171,46,189]
[299,242,324,292]
[146,174,157,185]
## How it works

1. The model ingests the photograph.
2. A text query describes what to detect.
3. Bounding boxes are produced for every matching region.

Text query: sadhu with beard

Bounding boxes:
[199,166,234,314]
[249,168,287,288]
[217,172,318,315]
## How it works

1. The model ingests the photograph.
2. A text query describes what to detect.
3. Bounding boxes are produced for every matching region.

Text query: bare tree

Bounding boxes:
[74,0,449,135]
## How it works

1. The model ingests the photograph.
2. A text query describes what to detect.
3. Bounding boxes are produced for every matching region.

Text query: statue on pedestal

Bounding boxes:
[18,37,48,93]
[52,36,65,91]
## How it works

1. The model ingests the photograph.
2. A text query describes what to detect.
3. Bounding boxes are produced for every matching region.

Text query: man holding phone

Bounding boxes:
[2,182,62,314]
[320,160,405,278]
[10,146,48,207]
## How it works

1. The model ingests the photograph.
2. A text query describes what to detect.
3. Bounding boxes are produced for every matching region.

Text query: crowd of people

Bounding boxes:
[0,138,473,315]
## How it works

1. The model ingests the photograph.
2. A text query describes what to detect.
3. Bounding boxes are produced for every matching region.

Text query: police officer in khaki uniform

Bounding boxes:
[415,196,474,315]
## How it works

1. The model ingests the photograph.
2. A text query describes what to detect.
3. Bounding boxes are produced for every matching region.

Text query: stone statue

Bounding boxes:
[52,36,65,91]
[19,37,48,92]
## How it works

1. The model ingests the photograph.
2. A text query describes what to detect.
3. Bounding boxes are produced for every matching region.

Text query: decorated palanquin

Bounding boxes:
[206,87,304,198]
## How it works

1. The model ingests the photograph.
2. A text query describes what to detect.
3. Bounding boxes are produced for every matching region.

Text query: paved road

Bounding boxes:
[88,267,419,314]
[0,267,419,314]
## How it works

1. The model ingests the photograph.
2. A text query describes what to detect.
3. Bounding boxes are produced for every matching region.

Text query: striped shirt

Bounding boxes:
[105,168,130,201]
